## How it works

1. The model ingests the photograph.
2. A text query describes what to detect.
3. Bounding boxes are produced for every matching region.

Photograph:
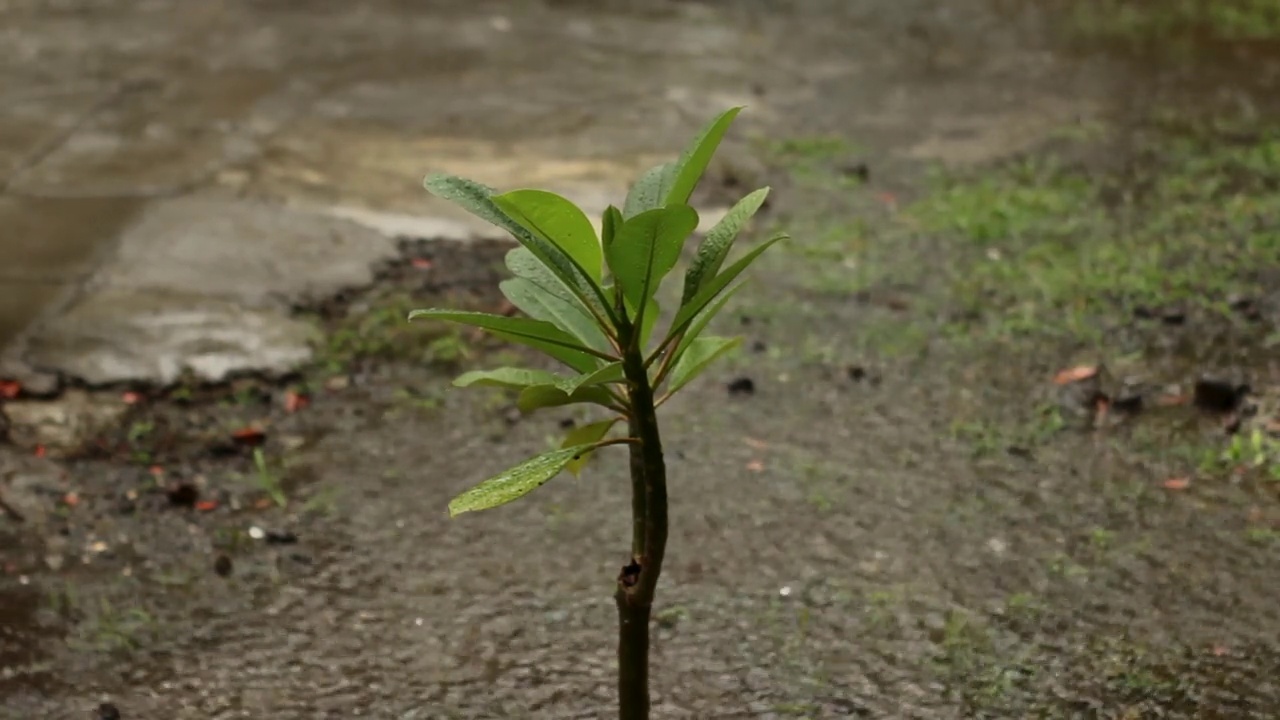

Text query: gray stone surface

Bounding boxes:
[22,196,393,385]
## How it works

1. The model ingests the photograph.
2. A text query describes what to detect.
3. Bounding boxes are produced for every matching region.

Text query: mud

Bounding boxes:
[2,0,1280,719]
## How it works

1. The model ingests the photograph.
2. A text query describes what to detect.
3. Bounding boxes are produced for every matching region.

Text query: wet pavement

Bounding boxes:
[1,0,1279,718]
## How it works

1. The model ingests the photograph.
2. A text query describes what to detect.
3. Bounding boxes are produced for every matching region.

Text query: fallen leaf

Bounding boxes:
[743,437,768,450]
[0,380,20,399]
[746,459,765,472]
[284,391,310,413]
[1212,645,1229,657]
[875,191,898,208]
[231,426,266,445]
[195,500,219,512]
[253,497,274,509]
[33,445,46,458]
[62,492,80,507]
[1162,477,1190,490]
[1053,365,1098,385]
[149,465,165,477]
[410,257,434,270]
[121,391,142,405]
[1157,394,1189,406]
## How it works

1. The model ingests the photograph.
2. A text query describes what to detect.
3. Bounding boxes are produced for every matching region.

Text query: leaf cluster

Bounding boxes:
[410,108,785,515]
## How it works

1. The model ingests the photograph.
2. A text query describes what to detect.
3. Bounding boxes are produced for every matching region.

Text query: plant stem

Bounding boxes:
[615,348,669,720]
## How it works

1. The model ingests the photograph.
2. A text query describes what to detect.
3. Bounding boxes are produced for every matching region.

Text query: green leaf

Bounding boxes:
[666,107,743,207]
[517,384,616,413]
[492,189,603,283]
[453,367,562,390]
[601,205,624,251]
[638,297,660,350]
[669,281,744,363]
[424,174,605,316]
[408,309,605,373]
[622,163,676,219]
[682,187,770,305]
[606,206,699,313]
[668,336,742,395]
[561,419,620,476]
[669,232,786,340]
[555,362,625,394]
[448,445,593,516]
[500,277,612,353]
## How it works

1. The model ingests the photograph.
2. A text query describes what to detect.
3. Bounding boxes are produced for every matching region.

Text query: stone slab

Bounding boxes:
[20,196,397,385]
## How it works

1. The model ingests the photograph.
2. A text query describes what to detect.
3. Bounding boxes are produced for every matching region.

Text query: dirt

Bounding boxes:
[4,1,1280,719]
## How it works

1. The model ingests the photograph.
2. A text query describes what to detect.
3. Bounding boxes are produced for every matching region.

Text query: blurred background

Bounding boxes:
[2,1,1279,718]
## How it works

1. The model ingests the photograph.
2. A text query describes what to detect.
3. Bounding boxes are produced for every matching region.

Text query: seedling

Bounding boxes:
[412,107,785,719]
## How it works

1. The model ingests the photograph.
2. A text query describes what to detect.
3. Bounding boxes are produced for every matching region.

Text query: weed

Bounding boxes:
[252,448,287,508]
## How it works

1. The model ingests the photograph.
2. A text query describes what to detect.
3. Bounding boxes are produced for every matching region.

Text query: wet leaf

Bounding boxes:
[517,384,616,413]
[0,380,20,399]
[1162,477,1190,490]
[423,174,601,311]
[666,106,743,207]
[669,282,744,365]
[682,187,770,305]
[454,367,562,390]
[33,445,46,458]
[601,204,624,250]
[554,362,625,395]
[410,257,433,270]
[561,419,620,476]
[1053,365,1099,385]
[668,336,743,395]
[195,500,219,512]
[408,309,605,373]
[448,445,594,516]
[500,277,611,352]
[668,233,786,341]
[493,189,603,283]
[606,206,699,314]
[623,162,677,219]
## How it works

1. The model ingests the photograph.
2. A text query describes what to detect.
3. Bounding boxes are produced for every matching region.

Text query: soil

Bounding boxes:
[3,1,1280,719]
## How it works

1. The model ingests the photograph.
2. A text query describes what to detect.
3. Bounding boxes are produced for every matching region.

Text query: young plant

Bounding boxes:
[410,107,785,719]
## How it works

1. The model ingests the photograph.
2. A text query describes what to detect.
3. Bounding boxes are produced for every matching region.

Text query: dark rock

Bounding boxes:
[841,162,870,182]
[213,554,233,577]
[265,529,298,545]
[750,340,767,353]
[1193,376,1249,413]
[1160,308,1186,325]
[847,365,867,382]
[166,482,199,508]
[1112,389,1144,414]
[727,377,755,396]
[97,703,121,720]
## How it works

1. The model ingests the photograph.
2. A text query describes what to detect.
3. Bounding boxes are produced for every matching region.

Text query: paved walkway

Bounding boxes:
[0,0,1104,392]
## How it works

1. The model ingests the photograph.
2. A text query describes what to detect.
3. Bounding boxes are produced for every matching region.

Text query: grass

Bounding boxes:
[887,122,1280,350]
[313,293,474,373]
[1062,0,1280,44]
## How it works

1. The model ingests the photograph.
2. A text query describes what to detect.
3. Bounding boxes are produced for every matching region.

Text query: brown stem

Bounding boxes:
[615,348,668,720]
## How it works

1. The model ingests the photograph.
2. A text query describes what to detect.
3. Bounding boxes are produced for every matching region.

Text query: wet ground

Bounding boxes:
[2,0,1280,718]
